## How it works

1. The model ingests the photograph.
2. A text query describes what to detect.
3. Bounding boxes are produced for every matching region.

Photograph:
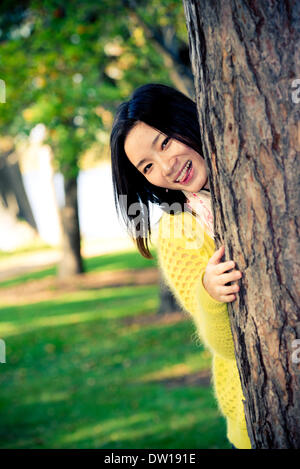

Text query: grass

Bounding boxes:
[0,249,230,449]
[0,239,54,259]
[0,249,157,290]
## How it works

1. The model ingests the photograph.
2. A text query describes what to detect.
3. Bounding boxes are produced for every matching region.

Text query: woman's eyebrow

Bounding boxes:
[151,132,162,149]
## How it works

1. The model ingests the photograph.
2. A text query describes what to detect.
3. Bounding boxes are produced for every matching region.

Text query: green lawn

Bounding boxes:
[0,249,230,449]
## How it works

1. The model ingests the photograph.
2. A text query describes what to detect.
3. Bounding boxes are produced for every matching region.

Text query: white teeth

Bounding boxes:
[175,160,191,182]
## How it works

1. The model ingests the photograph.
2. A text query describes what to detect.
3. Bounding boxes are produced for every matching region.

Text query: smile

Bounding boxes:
[174,160,192,183]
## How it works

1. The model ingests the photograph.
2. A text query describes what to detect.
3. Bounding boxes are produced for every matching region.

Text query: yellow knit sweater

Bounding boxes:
[156,210,251,449]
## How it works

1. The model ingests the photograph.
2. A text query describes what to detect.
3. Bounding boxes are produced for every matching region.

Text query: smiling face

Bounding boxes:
[124,121,209,193]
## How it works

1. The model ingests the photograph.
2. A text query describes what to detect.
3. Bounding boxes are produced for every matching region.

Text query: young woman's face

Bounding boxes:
[124,121,209,193]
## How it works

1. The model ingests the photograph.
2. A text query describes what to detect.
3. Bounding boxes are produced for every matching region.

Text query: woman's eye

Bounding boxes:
[143,163,152,174]
[161,137,170,150]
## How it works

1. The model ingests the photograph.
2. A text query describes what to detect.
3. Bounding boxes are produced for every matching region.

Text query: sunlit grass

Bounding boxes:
[0,250,230,449]
[0,239,54,259]
[0,287,158,337]
[0,249,157,289]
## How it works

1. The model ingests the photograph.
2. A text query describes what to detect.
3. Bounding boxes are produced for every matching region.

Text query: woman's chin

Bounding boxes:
[181,183,204,193]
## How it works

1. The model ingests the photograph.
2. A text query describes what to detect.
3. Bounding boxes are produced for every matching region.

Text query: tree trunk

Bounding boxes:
[123,0,195,98]
[0,150,37,230]
[157,270,183,315]
[183,0,300,448]
[57,175,84,278]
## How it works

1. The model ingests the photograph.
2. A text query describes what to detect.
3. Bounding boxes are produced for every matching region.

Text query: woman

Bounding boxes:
[110,83,251,449]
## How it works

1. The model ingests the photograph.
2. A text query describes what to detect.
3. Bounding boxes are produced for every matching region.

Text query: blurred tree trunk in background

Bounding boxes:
[57,176,84,278]
[123,0,195,98]
[0,150,37,231]
[157,271,182,315]
[183,0,300,448]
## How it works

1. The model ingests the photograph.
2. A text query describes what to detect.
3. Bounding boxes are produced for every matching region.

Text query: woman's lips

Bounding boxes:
[174,160,192,183]
[173,161,193,184]
[180,164,194,184]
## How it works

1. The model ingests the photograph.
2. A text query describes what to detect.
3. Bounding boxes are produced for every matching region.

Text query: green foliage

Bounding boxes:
[0,0,184,177]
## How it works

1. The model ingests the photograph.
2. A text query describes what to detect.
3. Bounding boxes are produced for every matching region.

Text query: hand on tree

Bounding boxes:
[203,245,242,303]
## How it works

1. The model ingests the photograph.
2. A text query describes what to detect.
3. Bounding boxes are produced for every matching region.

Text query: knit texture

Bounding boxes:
[157,210,251,449]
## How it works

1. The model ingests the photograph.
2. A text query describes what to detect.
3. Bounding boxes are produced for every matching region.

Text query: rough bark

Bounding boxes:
[183,0,300,448]
[57,175,84,278]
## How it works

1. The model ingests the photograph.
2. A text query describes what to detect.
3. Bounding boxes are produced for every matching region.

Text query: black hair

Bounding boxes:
[110,83,204,259]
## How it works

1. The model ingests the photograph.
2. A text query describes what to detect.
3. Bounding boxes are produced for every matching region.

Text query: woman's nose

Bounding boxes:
[161,160,174,177]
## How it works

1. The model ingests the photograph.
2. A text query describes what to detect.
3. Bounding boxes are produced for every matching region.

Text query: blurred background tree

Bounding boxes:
[0,0,191,312]
[0,0,193,276]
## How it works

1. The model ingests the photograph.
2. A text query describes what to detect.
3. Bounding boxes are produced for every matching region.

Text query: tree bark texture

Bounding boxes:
[183,0,300,448]
[57,176,84,278]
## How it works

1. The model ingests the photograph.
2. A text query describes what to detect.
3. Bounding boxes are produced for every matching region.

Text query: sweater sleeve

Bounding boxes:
[157,213,235,361]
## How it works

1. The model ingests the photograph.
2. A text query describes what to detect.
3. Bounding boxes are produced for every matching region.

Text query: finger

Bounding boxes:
[208,245,225,265]
[220,293,237,303]
[215,283,239,297]
[216,260,236,275]
[221,284,240,295]
[218,270,242,284]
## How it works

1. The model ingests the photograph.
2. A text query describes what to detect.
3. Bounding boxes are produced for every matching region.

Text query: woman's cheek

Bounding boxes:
[147,171,158,185]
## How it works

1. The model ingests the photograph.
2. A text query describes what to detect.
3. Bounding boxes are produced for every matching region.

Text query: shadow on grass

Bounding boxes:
[0,379,229,449]
[0,249,157,290]
[0,252,229,449]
